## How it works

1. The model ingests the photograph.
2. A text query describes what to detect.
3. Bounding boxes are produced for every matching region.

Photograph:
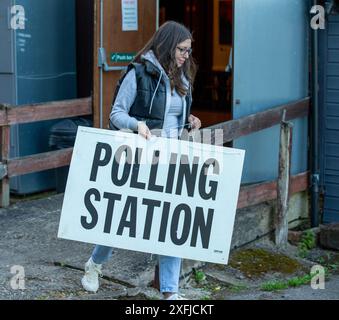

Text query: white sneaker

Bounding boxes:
[164,293,187,300]
[81,258,102,293]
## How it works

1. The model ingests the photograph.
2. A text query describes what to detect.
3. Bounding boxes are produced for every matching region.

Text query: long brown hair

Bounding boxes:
[134,21,197,96]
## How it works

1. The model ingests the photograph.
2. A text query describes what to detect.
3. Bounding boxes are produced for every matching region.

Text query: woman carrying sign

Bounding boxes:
[81,21,201,300]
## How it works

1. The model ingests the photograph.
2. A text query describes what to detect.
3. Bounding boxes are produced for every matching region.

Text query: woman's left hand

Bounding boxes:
[188,114,202,130]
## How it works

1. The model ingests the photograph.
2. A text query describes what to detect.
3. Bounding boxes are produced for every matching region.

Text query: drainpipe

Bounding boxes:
[310,0,320,227]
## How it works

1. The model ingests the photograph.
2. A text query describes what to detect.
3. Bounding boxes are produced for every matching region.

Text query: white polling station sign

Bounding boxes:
[57,127,245,264]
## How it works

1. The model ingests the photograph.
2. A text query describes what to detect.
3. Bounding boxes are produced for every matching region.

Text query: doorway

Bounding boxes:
[159,0,233,128]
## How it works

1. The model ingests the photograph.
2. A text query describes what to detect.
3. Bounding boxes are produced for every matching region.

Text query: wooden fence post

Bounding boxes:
[275,110,293,246]
[0,104,10,207]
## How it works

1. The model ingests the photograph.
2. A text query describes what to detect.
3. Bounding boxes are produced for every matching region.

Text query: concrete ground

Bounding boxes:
[0,193,338,300]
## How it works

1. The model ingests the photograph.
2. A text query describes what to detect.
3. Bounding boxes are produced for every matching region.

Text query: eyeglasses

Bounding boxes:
[176,46,192,56]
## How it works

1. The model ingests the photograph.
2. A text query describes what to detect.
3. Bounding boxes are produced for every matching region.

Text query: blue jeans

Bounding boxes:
[91,245,182,293]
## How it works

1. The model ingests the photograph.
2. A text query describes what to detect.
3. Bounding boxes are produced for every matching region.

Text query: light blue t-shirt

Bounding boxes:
[162,89,184,138]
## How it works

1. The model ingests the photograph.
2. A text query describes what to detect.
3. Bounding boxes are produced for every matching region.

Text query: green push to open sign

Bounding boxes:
[111,52,136,62]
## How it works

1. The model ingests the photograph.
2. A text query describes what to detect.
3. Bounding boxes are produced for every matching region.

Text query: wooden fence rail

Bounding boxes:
[237,171,308,209]
[0,97,310,215]
[5,148,73,178]
[0,98,92,207]
[0,98,92,125]
[202,97,309,143]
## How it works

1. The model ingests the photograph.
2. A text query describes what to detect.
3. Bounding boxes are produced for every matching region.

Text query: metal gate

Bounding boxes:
[319,13,339,223]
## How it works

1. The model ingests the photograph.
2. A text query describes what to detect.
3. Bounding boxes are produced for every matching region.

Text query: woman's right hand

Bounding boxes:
[137,121,152,140]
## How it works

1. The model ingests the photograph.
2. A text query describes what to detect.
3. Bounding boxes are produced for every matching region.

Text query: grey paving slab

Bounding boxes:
[1,194,339,300]
[0,194,157,299]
